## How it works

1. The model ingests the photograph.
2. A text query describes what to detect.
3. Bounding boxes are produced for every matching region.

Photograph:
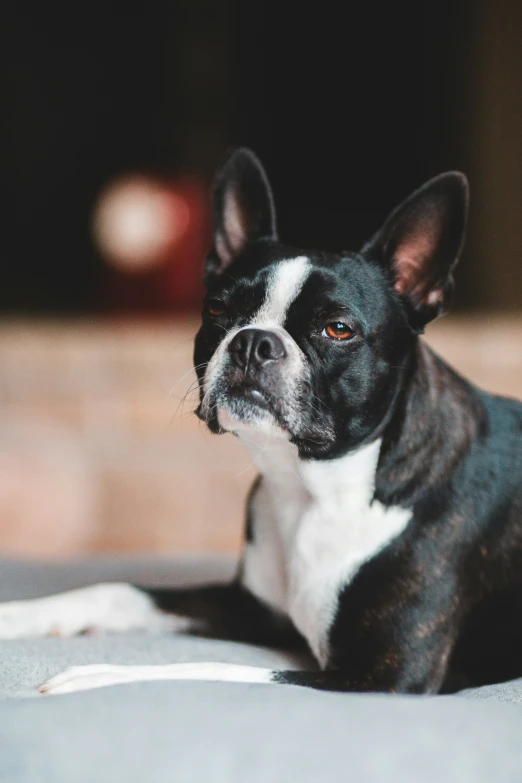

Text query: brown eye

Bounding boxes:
[206,298,227,317]
[323,322,355,341]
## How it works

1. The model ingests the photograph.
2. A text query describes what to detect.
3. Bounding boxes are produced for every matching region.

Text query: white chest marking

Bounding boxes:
[241,437,412,666]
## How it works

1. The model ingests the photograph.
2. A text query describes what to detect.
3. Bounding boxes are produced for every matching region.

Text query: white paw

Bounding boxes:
[0,583,189,639]
[0,603,97,639]
[39,665,139,695]
[39,661,275,695]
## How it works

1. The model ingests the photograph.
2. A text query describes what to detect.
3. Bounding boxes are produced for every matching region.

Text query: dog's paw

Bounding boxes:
[39,661,276,694]
[39,664,137,695]
[0,588,117,639]
[0,602,47,639]
[0,583,190,639]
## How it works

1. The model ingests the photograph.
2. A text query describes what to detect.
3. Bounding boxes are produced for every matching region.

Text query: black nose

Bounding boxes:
[228,329,286,371]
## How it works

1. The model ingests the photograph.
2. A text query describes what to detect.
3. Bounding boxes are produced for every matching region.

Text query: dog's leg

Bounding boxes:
[141,584,302,649]
[0,583,191,639]
[0,581,300,646]
[38,662,378,695]
[38,652,447,695]
[39,662,276,694]
[38,631,452,695]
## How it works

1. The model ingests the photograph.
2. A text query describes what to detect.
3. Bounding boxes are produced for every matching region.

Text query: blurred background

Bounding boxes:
[1,1,521,558]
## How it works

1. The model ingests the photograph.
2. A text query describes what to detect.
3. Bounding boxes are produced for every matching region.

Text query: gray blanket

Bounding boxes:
[1,555,522,782]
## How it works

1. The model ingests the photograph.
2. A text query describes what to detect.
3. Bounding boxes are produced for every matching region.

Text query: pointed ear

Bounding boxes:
[363,172,469,328]
[206,148,278,279]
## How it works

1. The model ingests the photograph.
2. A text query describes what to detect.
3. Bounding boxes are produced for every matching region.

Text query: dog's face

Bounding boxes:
[195,149,468,459]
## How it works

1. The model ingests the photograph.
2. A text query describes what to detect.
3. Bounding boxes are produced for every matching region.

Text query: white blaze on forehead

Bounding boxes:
[253,256,310,327]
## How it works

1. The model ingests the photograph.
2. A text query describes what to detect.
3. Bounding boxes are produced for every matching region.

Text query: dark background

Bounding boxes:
[3,1,522,314]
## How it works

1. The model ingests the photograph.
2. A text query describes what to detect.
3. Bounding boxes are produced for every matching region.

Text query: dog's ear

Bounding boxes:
[363,172,469,329]
[207,148,277,279]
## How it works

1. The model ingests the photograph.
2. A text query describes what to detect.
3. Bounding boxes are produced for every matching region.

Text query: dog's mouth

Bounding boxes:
[197,377,291,434]
[228,383,274,411]
[197,374,336,455]
[219,382,286,428]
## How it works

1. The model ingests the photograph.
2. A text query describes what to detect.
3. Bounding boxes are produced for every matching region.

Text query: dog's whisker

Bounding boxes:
[168,381,204,428]
[168,363,208,399]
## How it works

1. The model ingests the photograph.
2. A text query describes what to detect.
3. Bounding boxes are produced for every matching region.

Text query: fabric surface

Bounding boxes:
[1,555,522,782]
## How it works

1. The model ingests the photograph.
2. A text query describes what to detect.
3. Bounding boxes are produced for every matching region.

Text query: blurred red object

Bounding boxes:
[93,175,211,312]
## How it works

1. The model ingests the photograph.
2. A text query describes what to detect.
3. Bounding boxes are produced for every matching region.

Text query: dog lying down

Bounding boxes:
[1,149,521,695]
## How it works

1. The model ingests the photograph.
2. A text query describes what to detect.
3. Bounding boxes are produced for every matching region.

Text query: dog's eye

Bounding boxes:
[206,298,227,317]
[323,322,355,341]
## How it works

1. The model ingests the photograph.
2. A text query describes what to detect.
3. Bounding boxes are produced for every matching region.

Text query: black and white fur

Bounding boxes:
[2,149,522,696]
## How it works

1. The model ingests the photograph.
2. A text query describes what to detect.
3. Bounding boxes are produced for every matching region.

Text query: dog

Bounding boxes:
[1,148,521,695]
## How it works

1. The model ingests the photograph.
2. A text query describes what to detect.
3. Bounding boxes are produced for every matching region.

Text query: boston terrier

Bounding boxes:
[2,149,521,695]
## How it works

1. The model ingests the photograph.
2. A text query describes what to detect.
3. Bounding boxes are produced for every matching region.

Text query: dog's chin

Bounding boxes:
[216,395,289,439]
[199,388,336,455]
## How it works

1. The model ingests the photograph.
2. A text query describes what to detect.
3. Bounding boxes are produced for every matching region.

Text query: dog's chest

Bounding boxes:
[240,438,411,666]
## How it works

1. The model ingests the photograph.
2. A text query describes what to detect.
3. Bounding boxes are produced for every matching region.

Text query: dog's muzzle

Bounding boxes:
[198,324,319,441]
[228,328,286,371]
[225,328,288,411]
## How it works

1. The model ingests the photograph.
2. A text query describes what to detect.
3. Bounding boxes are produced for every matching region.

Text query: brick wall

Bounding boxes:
[0,315,521,558]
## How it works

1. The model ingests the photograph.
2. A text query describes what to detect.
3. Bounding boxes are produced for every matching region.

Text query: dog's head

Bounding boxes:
[194,149,468,459]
